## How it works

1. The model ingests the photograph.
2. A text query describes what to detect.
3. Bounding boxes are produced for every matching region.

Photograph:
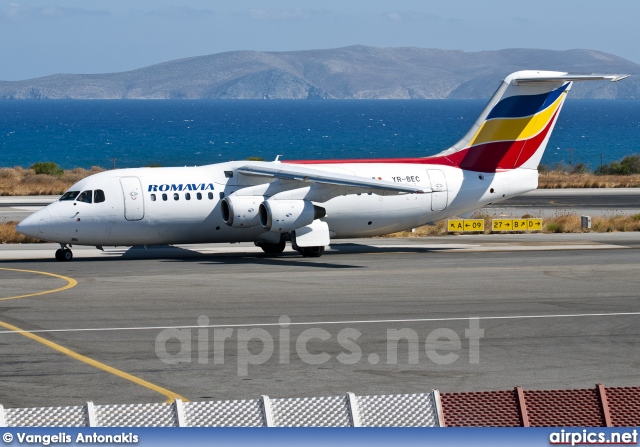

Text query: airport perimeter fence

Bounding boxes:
[1,384,639,427]
[0,392,441,428]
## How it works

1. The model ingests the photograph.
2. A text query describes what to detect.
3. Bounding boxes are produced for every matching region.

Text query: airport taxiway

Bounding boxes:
[1,233,640,408]
[484,188,640,217]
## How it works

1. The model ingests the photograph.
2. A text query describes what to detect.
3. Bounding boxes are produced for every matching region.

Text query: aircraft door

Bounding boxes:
[427,169,448,211]
[120,177,145,221]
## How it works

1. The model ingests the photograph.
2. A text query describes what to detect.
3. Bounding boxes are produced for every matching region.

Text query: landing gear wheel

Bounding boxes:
[62,249,73,261]
[298,246,325,258]
[55,244,73,262]
[56,248,73,262]
[260,240,286,254]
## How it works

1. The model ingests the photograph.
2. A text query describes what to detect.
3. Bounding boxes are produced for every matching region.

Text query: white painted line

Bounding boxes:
[0,196,59,204]
[1,311,639,336]
[367,243,626,251]
[12,206,45,211]
[439,244,627,252]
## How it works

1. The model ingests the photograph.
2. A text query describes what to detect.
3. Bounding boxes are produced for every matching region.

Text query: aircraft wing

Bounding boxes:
[236,164,428,194]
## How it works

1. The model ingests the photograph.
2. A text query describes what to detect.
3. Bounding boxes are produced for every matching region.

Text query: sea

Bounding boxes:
[0,100,639,170]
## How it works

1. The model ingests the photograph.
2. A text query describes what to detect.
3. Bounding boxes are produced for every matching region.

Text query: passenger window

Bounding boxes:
[185,193,191,200]
[94,189,106,203]
[77,190,92,204]
[60,191,80,201]
[151,194,156,202]
[197,192,202,200]
[208,192,214,200]
[162,193,167,201]
[174,193,179,201]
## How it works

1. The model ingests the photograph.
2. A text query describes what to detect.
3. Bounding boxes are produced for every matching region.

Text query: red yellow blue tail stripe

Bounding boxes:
[466,92,566,148]
[486,82,569,120]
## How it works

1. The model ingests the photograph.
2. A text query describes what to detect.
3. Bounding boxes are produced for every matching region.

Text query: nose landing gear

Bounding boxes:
[55,244,73,262]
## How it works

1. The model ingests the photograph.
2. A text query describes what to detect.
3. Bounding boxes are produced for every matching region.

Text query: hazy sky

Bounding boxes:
[1,0,638,81]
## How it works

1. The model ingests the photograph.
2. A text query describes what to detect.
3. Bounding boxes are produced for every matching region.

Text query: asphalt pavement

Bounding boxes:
[1,234,639,408]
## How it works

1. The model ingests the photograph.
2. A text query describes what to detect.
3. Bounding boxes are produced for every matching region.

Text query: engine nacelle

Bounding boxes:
[259,200,326,232]
[221,195,263,228]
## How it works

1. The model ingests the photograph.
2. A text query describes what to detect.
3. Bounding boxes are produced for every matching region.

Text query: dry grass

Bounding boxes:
[544,214,640,233]
[538,171,640,188]
[0,222,44,243]
[1,166,639,195]
[387,213,640,237]
[0,166,104,196]
[386,221,452,237]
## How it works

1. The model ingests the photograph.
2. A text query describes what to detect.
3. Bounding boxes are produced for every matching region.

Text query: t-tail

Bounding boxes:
[433,71,629,173]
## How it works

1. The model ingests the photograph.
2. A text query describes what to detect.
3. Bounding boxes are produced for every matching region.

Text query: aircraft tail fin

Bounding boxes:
[434,71,628,173]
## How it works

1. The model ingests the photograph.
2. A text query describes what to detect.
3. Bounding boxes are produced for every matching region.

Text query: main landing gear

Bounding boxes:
[291,235,325,258]
[257,239,286,254]
[255,237,325,257]
[297,246,325,257]
[55,244,73,262]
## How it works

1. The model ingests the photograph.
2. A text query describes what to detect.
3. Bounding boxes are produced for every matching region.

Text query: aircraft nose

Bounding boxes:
[16,208,52,239]
[16,212,43,238]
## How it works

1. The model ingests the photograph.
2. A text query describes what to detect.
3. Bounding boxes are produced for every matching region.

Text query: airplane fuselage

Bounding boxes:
[27,161,537,247]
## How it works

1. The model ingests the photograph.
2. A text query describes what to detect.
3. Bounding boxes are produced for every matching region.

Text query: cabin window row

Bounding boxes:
[150,192,215,202]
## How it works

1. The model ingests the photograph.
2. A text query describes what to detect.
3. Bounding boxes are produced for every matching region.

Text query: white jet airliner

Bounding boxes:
[17,71,628,261]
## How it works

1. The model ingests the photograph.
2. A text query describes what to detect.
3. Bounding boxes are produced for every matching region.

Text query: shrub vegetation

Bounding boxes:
[29,162,64,176]
[594,155,640,175]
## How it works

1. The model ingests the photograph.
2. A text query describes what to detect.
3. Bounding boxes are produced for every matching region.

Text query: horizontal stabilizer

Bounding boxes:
[512,73,629,84]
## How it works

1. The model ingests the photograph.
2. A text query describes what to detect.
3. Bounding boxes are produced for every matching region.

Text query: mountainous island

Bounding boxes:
[0,46,638,100]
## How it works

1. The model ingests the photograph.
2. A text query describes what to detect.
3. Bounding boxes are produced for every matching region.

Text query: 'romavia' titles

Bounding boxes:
[148,183,215,192]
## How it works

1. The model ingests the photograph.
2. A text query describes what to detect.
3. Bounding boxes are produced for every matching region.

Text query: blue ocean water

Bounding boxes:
[0,100,638,170]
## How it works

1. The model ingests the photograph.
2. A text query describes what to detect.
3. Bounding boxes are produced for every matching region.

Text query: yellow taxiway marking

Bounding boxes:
[0,267,188,402]
[0,319,187,403]
[0,267,77,301]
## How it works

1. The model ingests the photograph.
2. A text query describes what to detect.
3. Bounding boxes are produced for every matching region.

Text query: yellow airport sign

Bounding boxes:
[448,219,484,232]
[448,219,464,232]
[512,218,528,230]
[492,219,513,231]
[492,218,543,232]
[527,218,543,230]
[463,219,484,231]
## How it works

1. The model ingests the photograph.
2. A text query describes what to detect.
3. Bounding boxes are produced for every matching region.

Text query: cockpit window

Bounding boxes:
[94,189,105,203]
[60,191,80,201]
[77,190,92,204]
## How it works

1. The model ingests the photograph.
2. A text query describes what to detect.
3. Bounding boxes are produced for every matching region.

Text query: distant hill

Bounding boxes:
[1,46,638,100]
